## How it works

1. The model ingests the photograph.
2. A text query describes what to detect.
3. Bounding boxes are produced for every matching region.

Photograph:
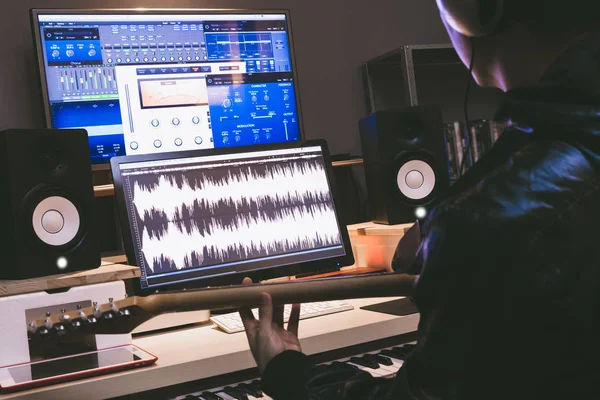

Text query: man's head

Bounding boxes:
[436,0,597,91]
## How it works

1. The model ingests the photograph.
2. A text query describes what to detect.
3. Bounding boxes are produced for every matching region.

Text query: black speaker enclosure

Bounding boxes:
[0,129,100,279]
[359,106,450,225]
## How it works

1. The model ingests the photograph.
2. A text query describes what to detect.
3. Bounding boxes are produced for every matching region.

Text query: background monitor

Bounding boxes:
[110,140,354,294]
[30,9,303,168]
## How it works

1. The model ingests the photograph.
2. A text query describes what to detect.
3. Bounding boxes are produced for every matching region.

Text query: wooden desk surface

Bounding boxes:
[0,263,139,298]
[1,297,419,400]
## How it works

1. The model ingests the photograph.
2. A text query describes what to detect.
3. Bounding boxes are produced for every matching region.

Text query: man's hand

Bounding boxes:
[239,277,302,374]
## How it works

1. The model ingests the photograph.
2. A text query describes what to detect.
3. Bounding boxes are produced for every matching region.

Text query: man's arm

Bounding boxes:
[258,207,483,399]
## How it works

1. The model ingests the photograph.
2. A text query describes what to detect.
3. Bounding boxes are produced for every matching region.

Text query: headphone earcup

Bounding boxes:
[437,0,505,37]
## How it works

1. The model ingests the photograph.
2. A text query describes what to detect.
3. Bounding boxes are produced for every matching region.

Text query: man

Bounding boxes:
[240,1,600,398]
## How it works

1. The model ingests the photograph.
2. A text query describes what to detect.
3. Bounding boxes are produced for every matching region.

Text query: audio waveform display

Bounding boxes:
[125,155,343,275]
[142,203,341,273]
[130,156,331,231]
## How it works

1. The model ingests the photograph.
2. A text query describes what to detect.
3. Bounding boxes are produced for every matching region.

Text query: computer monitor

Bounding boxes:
[110,140,354,295]
[30,9,303,169]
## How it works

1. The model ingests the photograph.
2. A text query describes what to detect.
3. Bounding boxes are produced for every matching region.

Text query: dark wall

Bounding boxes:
[1,0,449,157]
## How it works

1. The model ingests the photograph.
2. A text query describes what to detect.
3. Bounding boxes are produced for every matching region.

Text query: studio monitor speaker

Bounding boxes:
[359,106,450,225]
[0,129,100,279]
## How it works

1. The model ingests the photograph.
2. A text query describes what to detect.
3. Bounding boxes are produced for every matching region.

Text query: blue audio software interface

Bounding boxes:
[33,13,301,163]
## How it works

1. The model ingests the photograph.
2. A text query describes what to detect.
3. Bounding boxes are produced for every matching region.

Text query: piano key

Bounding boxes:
[323,360,359,371]
[223,387,249,400]
[215,392,236,400]
[365,354,393,366]
[382,348,409,360]
[360,354,400,375]
[345,362,388,377]
[375,353,404,369]
[248,380,265,397]
[358,356,398,375]
[337,357,387,377]
[235,383,261,398]
[200,392,221,400]
[349,356,380,369]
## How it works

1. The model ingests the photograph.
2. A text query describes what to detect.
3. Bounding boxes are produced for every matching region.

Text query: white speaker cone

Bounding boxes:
[397,160,436,200]
[32,196,80,246]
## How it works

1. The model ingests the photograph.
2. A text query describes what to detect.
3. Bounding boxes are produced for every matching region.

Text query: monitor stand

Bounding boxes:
[360,297,418,316]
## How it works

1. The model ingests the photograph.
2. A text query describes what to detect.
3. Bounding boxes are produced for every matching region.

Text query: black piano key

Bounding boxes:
[349,356,380,369]
[223,387,248,400]
[248,381,264,396]
[200,392,221,400]
[331,361,359,371]
[392,348,411,359]
[380,349,407,360]
[364,354,393,366]
[236,383,261,398]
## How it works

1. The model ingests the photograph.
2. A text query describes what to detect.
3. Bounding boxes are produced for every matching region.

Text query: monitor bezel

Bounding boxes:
[30,8,306,171]
[110,139,355,296]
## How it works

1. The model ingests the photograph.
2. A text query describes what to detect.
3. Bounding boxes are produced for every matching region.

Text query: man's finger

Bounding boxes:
[239,277,257,340]
[273,303,284,328]
[258,293,273,328]
[287,303,301,336]
[242,277,253,285]
[239,307,257,334]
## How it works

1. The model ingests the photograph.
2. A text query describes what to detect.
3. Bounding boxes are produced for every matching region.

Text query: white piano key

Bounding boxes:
[215,392,236,400]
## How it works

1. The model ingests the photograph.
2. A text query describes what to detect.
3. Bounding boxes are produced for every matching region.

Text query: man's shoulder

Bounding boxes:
[442,138,600,229]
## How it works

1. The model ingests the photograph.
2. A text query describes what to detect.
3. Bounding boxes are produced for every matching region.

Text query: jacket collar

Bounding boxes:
[495,33,600,138]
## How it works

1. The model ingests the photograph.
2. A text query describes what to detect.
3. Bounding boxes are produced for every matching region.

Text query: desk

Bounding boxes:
[1,297,419,399]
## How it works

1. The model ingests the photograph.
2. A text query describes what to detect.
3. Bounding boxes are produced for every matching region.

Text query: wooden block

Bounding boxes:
[0,264,140,298]
[347,221,415,236]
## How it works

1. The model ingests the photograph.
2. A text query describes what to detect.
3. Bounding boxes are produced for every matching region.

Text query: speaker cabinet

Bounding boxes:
[0,129,100,279]
[359,106,450,225]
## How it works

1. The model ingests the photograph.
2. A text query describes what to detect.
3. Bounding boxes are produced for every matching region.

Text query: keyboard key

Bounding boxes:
[330,361,359,371]
[215,393,236,400]
[365,354,393,366]
[248,381,264,396]
[201,392,221,400]
[376,354,404,369]
[382,348,408,360]
[211,301,354,333]
[349,356,380,369]
[223,387,248,400]
[236,383,261,398]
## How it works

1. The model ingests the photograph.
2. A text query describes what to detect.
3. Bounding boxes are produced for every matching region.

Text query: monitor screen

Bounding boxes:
[31,10,303,165]
[113,143,349,291]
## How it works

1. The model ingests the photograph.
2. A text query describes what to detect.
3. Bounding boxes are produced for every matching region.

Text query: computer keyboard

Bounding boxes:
[210,300,355,333]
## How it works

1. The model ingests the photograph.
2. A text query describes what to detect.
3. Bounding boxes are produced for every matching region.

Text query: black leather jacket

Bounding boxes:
[260,33,600,400]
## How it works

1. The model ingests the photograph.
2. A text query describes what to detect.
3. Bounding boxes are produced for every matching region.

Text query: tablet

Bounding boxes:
[0,345,157,392]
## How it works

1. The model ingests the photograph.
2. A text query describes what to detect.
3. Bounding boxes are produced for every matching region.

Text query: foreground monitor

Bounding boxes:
[31,9,303,168]
[111,140,354,295]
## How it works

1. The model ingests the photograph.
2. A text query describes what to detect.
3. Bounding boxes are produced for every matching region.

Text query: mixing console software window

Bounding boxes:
[35,13,301,163]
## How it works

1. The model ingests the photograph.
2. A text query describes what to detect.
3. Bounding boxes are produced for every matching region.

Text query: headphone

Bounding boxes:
[436,0,505,37]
